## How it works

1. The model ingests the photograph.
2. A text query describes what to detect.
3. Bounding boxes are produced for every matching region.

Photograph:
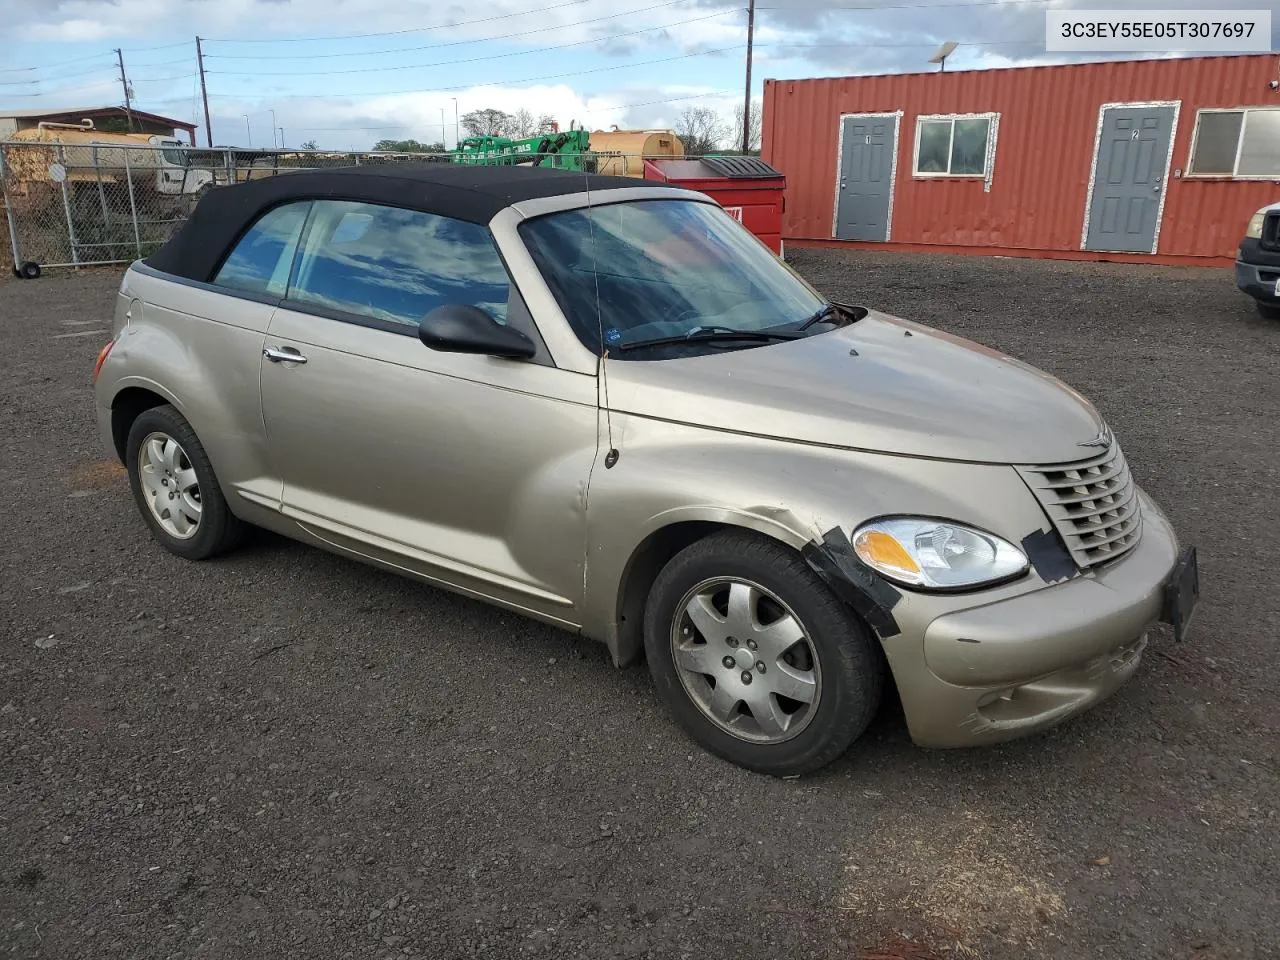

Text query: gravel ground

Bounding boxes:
[1,250,1277,960]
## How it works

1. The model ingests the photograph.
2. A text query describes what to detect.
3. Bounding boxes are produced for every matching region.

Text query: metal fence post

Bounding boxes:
[0,144,24,273]
[122,145,142,259]
[92,145,112,228]
[225,149,234,186]
[55,145,80,269]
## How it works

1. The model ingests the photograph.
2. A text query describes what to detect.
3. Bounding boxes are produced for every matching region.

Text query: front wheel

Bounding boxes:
[644,531,883,776]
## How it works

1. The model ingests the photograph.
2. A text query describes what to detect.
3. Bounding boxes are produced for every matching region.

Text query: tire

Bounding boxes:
[125,404,244,560]
[644,530,883,776]
[1256,301,1280,321]
[19,261,40,280]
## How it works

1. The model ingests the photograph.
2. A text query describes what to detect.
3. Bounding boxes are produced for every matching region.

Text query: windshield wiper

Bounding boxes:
[796,301,869,331]
[797,304,841,331]
[615,325,801,352]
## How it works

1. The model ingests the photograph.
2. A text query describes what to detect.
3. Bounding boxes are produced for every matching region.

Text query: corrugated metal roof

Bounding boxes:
[0,105,194,127]
[764,54,1280,262]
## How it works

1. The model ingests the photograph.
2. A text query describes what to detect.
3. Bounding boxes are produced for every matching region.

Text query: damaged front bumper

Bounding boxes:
[877,490,1183,748]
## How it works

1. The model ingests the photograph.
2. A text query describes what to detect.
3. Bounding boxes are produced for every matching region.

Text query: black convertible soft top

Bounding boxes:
[146,164,669,283]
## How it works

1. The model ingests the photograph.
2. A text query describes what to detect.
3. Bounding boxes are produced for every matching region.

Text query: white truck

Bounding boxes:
[1236,201,1280,320]
[8,121,215,197]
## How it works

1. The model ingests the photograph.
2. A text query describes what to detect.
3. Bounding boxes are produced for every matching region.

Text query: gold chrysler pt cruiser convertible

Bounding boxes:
[93,165,1198,775]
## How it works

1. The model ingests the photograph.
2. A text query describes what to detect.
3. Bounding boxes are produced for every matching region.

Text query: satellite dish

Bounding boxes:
[928,40,959,71]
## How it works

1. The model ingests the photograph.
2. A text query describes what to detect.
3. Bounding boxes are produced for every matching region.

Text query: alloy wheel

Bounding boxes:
[670,577,822,743]
[137,431,202,539]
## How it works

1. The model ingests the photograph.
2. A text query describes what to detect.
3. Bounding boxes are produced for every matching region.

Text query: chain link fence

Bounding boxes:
[0,143,646,276]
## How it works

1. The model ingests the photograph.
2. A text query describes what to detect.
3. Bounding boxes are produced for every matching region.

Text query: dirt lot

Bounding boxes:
[1,250,1277,960]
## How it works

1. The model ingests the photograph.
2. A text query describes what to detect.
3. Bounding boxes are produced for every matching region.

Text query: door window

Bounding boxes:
[212,201,310,296]
[287,201,511,329]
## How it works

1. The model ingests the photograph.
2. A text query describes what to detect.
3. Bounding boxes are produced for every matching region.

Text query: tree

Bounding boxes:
[537,113,557,134]
[509,108,537,138]
[732,101,762,154]
[300,139,319,150]
[460,108,513,137]
[371,138,446,153]
[675,106,729,156]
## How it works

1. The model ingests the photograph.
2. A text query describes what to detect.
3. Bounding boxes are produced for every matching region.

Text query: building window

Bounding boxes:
[913,114,997,177]
[1189,108,1280,178]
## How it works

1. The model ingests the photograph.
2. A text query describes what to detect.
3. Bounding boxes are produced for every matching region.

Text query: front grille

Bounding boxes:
[1262,212,1280,251]
[1018,443,1142,569]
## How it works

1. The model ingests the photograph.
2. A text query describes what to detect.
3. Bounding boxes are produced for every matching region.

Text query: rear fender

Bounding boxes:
[96,266,278,509]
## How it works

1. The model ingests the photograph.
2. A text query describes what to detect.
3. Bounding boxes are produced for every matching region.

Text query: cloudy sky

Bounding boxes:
[2,0,1277,149]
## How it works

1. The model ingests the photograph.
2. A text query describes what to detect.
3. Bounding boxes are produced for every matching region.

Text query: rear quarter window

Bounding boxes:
[212,202,310,297]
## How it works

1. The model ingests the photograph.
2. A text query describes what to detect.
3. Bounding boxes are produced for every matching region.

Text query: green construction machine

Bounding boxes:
[452,124,594,171]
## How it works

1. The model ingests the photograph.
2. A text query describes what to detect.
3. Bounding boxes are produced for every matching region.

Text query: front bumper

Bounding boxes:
[884,491,1180,748]
[1236,259,1280,305]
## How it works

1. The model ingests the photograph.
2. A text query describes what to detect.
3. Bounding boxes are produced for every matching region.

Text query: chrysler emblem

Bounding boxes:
[1079,428,1111,449]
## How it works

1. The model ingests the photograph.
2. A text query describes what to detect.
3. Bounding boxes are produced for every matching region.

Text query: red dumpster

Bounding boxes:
[642,156,786,255]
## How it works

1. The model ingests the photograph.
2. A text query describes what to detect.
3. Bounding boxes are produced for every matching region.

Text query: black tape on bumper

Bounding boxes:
[1020,528,1078,584]
[801,526,902,638]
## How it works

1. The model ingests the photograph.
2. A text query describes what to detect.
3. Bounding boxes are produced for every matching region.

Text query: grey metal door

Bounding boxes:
[836,115,896,241]
[1084,105,1175,253]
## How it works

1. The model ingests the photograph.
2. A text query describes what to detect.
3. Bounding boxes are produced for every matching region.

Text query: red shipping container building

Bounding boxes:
[762,55,1280,266]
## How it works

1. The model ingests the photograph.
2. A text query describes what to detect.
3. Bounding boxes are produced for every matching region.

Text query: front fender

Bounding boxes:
[581,412,1059,664]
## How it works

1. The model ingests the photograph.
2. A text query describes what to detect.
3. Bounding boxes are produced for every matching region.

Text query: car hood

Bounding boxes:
[604,311,1105,464]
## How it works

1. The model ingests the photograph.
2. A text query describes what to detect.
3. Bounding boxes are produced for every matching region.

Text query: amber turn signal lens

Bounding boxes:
[853,529,921,577]
[93,340,114,383]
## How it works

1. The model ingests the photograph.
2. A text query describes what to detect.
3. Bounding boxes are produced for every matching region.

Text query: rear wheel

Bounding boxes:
[644,530,883,776]
[1256,301,1280,321]
[125,405,244,560]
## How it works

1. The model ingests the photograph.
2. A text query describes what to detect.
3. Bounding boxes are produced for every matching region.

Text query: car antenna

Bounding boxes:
[584,174,620,468]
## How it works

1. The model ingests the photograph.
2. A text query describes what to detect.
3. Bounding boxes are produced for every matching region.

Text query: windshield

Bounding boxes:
[519,199,826,356]
[160,144,186,166]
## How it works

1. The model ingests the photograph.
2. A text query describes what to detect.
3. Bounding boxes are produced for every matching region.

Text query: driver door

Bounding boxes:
[259,200,599,625]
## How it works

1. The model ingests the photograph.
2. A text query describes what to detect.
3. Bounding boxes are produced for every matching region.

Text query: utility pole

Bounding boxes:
[452,98,460,147]
[196,36,213,147]
[741,0,755,155]
[440,108,447,149]
[115,49,135,132]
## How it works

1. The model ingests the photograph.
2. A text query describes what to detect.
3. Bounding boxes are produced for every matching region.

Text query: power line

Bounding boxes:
[122,56,196,69]
[204,0,595,43]
[120,39,198,52]
[4,80,122,99]
[207,0,702,60]
[130,73,198,84]
[209,10,738,76]
[582,89,737,113]
[765,37,1041,49]
[0,63,129,86]
[0,51,115,74]
[205,43,745,99]
[756,0,1056,9]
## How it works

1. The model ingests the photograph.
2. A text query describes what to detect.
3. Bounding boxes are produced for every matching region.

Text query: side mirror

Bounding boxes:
[417,303,536,360]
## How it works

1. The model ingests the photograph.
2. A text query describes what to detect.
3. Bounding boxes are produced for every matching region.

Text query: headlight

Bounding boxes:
[853,517,1029,590]
[1246,208,1269,239]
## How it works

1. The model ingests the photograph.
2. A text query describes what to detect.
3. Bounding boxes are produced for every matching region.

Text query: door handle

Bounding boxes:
[264,346,307,364]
